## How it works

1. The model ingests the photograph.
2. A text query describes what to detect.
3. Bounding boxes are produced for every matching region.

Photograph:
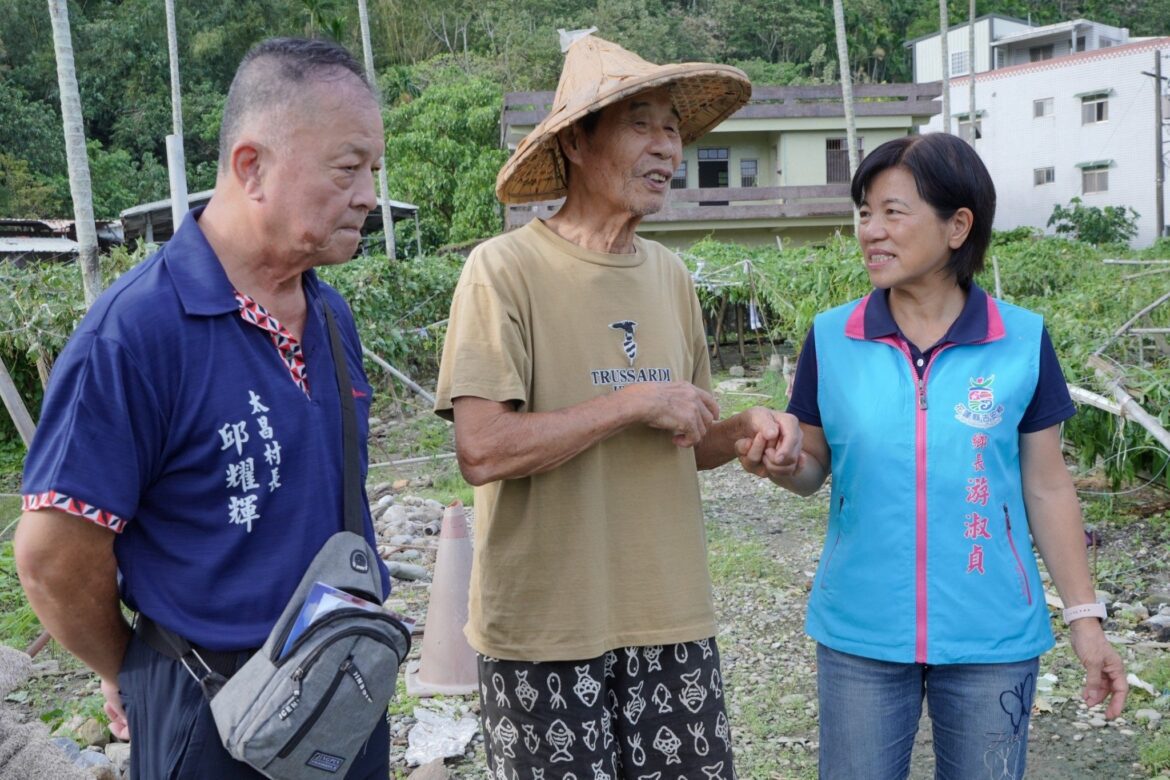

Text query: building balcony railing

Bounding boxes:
[503,184,854,230]
[501,82,943,143]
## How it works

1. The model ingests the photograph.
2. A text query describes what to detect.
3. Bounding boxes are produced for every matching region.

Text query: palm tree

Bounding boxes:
[47,0,101,305]
[357,0,397,259]
[832,0,859,234]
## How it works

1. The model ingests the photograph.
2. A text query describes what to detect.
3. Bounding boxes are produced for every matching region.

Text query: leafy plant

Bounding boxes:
[0,542,41,649]
[1046,197,1140,246]
[1139,735,1170,775]
[317,250,463,375]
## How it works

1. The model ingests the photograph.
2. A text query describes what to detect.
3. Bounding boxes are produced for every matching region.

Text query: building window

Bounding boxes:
[1081,94,1109,124]
[994,48,1008,69]
[1099,37,1116,48]
[1033,167,1055,186]
[671,162,687,190]
[1075,35,1086,52]
[826,137,863,183]
[740,159,758,188]
[958,117,982,144]
[950,50,970,76]
[1033,98,1053,118]
[1082,165,1109,193]
[697,148,730,204]
[1029,44,1054,62]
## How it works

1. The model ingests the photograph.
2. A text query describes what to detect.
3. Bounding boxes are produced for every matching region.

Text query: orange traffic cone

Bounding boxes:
[405,500,479,696]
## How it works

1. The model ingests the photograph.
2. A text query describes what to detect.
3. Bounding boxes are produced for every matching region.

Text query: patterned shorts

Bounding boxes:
[477,638,735,779]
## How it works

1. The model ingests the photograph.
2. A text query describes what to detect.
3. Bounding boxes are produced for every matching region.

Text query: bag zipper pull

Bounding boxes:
[343,657,374,703]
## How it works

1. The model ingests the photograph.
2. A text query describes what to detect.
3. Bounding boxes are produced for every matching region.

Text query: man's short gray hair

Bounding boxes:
[218,37,374,168]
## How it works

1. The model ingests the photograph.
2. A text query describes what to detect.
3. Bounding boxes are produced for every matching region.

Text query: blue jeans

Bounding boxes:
[816,643,1039,780]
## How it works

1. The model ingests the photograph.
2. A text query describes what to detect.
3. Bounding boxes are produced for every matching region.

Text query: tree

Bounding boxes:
[0,81,69,215]
[383,67,507,250]
[0,154,58,217]
[47,0,101,306]
[715,0,830,65]
[833,0,859,235]
[1047,198,1140,246]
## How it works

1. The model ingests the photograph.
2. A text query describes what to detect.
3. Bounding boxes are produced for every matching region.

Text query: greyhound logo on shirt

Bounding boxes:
[609,320,638,365]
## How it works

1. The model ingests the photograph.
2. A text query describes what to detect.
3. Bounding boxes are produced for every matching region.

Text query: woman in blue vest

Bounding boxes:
[738,133,1127,778]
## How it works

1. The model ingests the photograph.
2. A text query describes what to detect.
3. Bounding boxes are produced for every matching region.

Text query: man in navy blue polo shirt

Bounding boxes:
[15,38,392,778]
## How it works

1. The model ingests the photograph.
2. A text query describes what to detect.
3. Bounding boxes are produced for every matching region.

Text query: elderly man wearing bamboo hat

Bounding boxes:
[434,32,801,777]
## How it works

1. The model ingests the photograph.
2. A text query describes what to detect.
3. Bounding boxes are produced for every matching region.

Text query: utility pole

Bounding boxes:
[357,0,397,260]
[164,0,189,230]
[1145,51,1167,239]
[1156,51,1165,239]
[939,0,951,133]
[968,0,976,143]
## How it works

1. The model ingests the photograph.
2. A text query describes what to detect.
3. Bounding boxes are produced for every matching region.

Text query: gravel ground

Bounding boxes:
[388,463,1160,778]
[2,435,1161,778]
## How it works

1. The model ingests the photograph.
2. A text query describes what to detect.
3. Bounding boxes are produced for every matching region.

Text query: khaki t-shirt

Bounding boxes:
[434,219,717,661]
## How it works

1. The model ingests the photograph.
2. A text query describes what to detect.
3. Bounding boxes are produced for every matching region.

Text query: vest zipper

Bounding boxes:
[890,339,950,664]
[1002,504,1033,605]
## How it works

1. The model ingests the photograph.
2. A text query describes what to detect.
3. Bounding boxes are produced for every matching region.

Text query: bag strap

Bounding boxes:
[322,303,364,537]
[147,299,367,694]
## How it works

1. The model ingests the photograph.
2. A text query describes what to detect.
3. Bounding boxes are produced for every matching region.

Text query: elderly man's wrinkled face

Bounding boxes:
[261,74,384,268]
[571,87,683,219]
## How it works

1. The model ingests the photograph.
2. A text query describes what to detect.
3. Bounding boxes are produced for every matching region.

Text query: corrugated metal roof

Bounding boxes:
[0,236,78,253]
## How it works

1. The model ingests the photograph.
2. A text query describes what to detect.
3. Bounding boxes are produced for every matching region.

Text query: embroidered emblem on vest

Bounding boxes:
[954,374,1005,429]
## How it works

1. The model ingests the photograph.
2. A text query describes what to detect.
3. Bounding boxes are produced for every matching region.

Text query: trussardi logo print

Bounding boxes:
[609,320,638,365]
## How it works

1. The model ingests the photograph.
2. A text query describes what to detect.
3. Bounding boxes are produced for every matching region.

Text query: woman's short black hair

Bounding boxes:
[850,133,996,289]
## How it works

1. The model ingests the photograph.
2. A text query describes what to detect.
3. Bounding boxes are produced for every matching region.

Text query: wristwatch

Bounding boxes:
[1062,603,1107,624]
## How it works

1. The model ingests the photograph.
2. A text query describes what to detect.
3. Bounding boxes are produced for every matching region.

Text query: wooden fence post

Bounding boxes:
[0,355,36,447]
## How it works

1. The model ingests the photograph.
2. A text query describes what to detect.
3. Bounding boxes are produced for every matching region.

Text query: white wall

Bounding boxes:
[913,20,994,83]
[925,41,1170,246]
[912,17,1032,82]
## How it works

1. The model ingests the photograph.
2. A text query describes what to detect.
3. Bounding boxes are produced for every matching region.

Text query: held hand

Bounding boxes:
[734,409,803,478]
[100,676,130,741]
[1069,619,1127,719]
[736,430,806,480]
[623,381,720,448]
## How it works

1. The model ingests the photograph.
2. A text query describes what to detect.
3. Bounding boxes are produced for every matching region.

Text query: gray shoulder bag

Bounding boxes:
[155,303,411,778]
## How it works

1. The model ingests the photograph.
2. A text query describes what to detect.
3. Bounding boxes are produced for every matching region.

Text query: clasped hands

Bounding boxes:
[734,410,804,480]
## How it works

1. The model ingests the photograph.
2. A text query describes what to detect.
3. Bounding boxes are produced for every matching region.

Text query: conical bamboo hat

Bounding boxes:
[496,34,751,204]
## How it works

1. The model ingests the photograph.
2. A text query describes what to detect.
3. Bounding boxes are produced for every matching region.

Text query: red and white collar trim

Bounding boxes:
[234,291,311,397]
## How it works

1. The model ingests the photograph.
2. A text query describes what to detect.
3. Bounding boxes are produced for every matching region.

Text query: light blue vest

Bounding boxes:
[806,293,1055,664]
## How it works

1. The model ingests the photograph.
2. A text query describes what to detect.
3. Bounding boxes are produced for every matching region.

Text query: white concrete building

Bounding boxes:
[917,35,1170,245]
[907,15,1132,83]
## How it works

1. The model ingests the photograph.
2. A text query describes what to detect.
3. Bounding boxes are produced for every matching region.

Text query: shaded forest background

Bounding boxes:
[2,0,1169,253]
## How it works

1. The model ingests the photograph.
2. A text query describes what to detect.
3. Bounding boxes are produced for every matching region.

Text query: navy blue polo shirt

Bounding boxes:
[788,285,1075,433]
[22,208,390,651]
